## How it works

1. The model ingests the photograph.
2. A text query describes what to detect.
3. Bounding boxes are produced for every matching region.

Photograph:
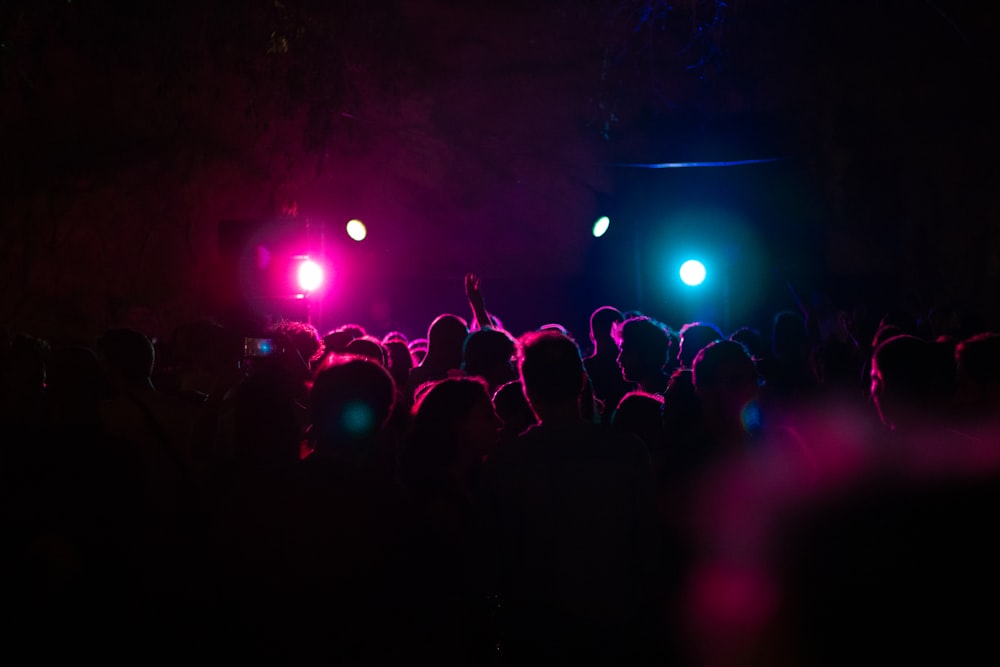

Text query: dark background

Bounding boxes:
[3,0,998,344]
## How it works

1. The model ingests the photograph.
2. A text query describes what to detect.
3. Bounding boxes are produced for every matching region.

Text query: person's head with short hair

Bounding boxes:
[588,305,625,357]
[462,327,517,393]
[954,331,1000,419]
[611,390,664,449]
[322,324,365,358]
[693,339,761,433]
[730,325,765,360]
[308,354,397,458]
[493,379,537,442]
[345,335,388,367]
[611,315,672,392]
[517,329,587,421]
[678,321,724,369]
[870,334,957,432]
[268,318,323,366]
[401,376,499,487]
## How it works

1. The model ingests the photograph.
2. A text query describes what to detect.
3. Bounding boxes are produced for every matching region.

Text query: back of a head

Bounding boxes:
[345,335,388,367]
[424,313,469,365]
[679,321,724,368]
[269,319,322,366]
[309,355,396,453]
[955,332,1000,387]
[730,326,764,360]
[384,339,415,383]
[871,334,956,428]
[517,329,585,408]
[611,390,664,446]
[98,327,155,385]
[590,306,625,351]
[322,326,364,356]
[463,327,516,381]
[493,380,535,426]
[693,339,759,392]
[405,377,492,475]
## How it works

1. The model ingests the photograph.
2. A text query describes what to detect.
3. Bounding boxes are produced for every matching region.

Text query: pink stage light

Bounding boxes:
[297,258,324,292]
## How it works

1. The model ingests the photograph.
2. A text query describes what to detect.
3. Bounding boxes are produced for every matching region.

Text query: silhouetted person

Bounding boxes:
[613,315,674,395]
[462,326,518,394]
[474,329,664,665]
[398,376,501,665]
[281,354,412,665]
[321,322,366,360]
[383,337,416,390]
[611,390,666,475]
[729,325,764,361]
[583,306,634,424]
[954,331,1000,435]
[869,334,958,437]
[404,313,469,403]
[758,309,820,410]
[345,334,389,367]
[492,379,537,446]
[676,321,724,370]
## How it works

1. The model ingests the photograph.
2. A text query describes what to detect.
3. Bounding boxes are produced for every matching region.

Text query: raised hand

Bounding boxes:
[465,272,490,330]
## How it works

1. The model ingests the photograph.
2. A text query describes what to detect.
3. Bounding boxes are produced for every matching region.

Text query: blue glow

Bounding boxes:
[608,158,784,168]
[341,400,375,437]
[740,401,762,433]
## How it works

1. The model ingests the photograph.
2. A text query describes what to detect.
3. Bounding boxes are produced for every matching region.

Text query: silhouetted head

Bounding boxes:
[345,335,388,367]
[493,379,537,441]
[462,327,517,391]
[322,325,365,357]
[693,339,760,429]
[383,339,415,389]
[612,316,672,385]
[730,325,764,360]
[309,354,396,455]
[611,390,664,448]
[870,334,957,431]
[954,332,1000,417]
[678,321,724,369]
[517,329,586,415]
[589,305,625,354]
[268,319,323,366]
[423,313,469,368]
[401,376,499,485]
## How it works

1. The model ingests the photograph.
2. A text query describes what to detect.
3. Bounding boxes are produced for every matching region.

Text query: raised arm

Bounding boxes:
[465,272,493,331]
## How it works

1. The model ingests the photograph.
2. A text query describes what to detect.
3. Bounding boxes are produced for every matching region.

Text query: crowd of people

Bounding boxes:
[2,272,999,665]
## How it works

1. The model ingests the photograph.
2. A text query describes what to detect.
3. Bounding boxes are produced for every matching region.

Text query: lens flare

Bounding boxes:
[680,259,707,286]
[297,258,324,292]
[346,219,367,241]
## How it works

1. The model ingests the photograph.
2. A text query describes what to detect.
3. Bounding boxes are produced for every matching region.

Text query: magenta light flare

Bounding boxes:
[297,258,324,292]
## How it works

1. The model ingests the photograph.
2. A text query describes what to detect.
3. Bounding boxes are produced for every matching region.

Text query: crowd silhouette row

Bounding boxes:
[2,273,999,665]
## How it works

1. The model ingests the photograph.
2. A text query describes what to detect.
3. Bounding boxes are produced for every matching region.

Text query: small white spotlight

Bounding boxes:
[592,216,610,238]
